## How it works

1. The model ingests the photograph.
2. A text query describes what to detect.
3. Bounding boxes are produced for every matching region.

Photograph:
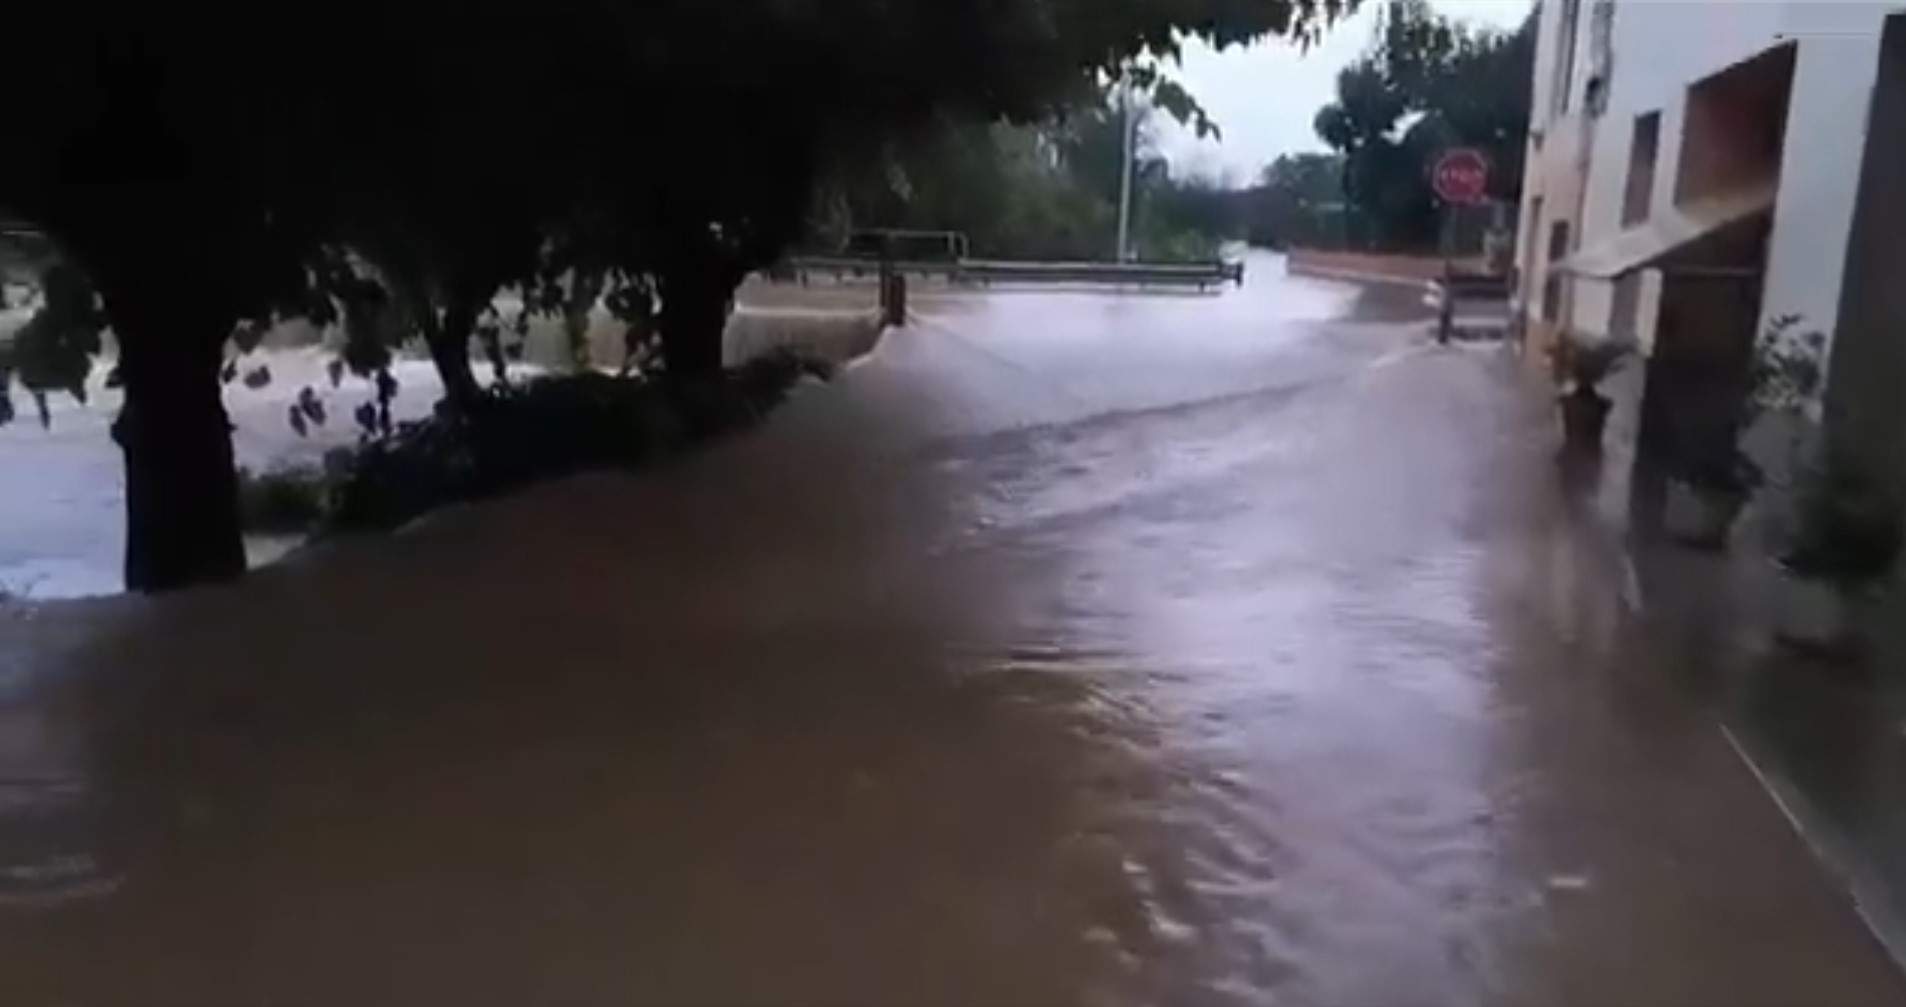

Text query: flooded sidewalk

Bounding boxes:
[1,263,1900,1004]
[1614,462,1906,978]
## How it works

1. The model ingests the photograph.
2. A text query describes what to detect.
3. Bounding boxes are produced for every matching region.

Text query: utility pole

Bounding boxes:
[1116,71,1135,263]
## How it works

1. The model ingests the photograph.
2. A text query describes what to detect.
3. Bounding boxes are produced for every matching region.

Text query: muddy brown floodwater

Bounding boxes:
[2,256,1902,1005]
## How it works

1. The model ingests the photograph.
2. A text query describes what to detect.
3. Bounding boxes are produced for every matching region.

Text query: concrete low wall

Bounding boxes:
[1285,249,1487,287]
[551,277,885,372]
[724,307,885,369]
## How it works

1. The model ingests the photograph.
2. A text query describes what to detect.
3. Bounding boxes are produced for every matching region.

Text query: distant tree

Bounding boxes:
[824,83,1244,264]
[1141,172,1242,257]
[819,119,1092,260]
[2,1,1349,592]
[1313,0,1533,248]
[1245,153,1350,248]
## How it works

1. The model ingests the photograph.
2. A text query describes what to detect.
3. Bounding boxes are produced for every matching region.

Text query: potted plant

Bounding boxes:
[1663,445,1761,549]
[1772,457,1901,657]
[1663,316,1822,551]
[1555,337,1629,453]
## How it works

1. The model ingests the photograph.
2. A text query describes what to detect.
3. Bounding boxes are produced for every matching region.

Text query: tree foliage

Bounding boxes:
[820,87,1239,263]
[1242,153,1350,248]
[1312,0,1533,249]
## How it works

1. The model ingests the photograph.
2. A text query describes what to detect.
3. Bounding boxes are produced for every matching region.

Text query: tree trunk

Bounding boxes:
[422,298,484,412]
[109,291,246,593]
[564,270,605,369]
[658,264,736,379]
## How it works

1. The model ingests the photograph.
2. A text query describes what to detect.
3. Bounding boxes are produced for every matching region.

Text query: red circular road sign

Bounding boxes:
[1432,148,1489,205]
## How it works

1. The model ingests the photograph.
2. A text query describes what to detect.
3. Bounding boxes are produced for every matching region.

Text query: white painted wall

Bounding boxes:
[1760,7,1891,351]
[1523,0,1901,357]
[1516,0,1587,340]
[1573,1,1789,257]
[1529,0,1584,130]
[1566,0,1789,344]
[1527,0,1561,133]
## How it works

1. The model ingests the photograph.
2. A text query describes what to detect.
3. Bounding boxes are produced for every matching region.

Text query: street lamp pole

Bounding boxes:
[1116,71,1135,263]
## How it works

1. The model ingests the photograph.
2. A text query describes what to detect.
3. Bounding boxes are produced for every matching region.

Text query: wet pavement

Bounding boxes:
[1612,471,1906,980]
[2,256,1902,1004]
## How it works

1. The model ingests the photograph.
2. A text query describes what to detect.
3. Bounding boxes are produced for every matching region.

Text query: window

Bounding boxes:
[1622,112,1661,226]
[1518,195,1545,310]
[1524,196,1546,273]
[1583,0,1616,116]
[1543,220,1571,322]
[1547,220,1572,263]
[1554,0,1583,115]
[1611,271,1642,338]
[1674,44,1796,206]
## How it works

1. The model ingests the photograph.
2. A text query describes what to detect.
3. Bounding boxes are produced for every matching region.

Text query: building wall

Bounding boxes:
[1518,125,1585,366]
[1567,0,1787,349]
[1516,0,1592,368]
[1762,6,1891,360]
[1822,15,1906,503]
[1516,1,1900,369]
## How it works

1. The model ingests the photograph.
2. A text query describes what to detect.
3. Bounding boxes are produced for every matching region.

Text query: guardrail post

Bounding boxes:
[878,258,892,324]
[877,258,907,327]
[1437,277,1455,345]
[891,273,907,326]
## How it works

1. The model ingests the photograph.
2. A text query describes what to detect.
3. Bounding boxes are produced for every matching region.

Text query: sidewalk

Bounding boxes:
[1323,340,1906,1003]
[1625,486,1906,970]
[1527,341,1906,973]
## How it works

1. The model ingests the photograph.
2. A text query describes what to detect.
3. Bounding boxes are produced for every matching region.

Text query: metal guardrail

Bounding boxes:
[842,229,970,262]
[960,259,1244,287]
[783,256,1244,289]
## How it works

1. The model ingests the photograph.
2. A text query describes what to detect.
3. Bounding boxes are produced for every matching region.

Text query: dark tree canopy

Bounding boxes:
[6,1,1354,285]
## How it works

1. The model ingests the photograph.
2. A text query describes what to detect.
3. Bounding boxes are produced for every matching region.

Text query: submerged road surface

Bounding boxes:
[2,258,1902,1004]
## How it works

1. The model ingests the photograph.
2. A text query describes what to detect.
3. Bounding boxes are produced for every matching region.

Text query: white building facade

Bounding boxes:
[1518,0,1906,514]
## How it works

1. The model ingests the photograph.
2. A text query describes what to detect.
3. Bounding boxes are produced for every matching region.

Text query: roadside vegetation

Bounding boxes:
[1,1,1355,593]
[814,85,1241,263]
[229,351,822,539]
[809,1,1540,266]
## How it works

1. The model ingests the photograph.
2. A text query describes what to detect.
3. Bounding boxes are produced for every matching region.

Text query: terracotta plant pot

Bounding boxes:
[1559,388,1611,453]
[1770,571,1854,658]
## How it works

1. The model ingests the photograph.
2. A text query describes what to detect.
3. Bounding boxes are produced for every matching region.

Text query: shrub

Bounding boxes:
[235,466,331,533]
[1783,461,1903,583]
[327,350,822,532]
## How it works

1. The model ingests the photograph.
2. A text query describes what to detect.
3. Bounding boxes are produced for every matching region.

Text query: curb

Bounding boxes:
[1285,263,1440,292]
[1721,722,1906,977]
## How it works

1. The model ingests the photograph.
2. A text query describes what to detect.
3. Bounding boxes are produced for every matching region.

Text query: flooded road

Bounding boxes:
[3,257,1901,1004]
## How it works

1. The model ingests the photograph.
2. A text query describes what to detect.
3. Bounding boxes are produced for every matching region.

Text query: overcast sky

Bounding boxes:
[1154,0,1535,184]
